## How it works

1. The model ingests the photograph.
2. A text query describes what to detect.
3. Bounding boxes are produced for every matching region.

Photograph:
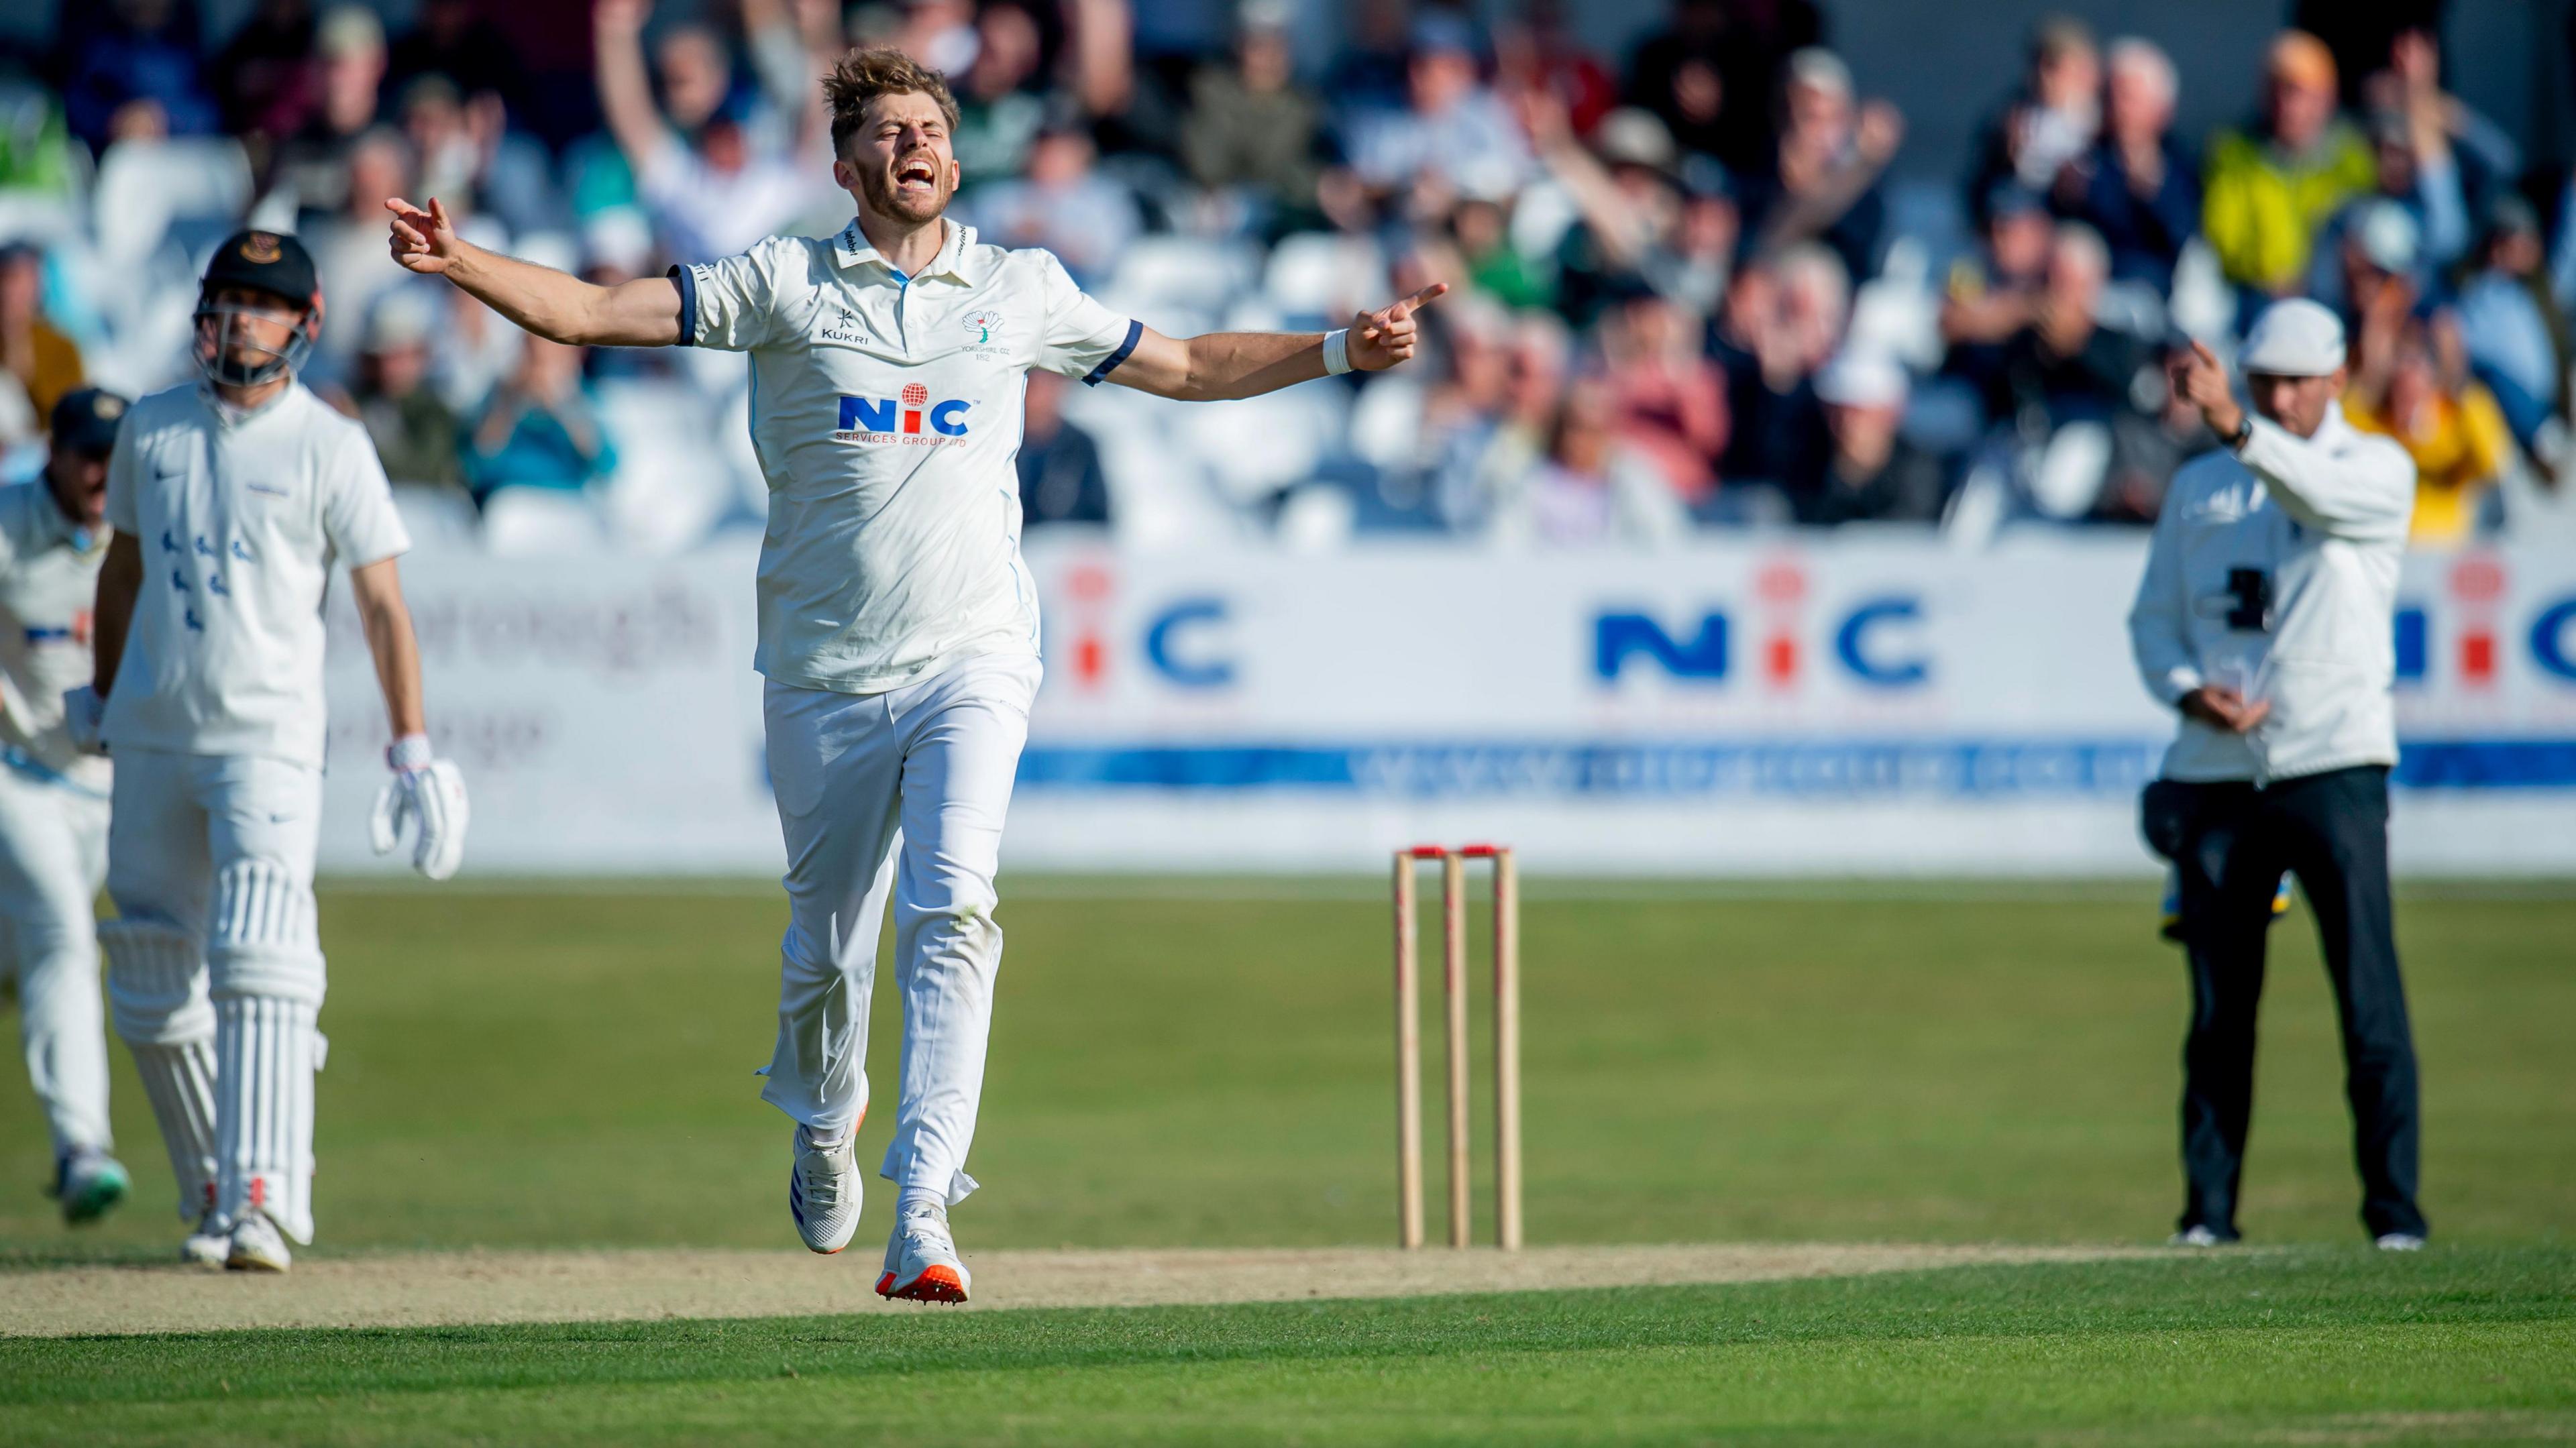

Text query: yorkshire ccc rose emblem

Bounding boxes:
[961,309,1003,345]
[239,233,284,264]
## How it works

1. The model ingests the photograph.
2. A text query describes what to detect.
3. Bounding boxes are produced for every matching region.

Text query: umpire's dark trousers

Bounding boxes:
[2142,765,2428,1241]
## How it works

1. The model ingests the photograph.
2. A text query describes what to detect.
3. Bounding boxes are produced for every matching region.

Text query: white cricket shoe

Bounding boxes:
[182,1185,229,1268]
[2169,1225,2230,1247]
[181,1209,231,1268]
[788,1125,861,1254]
[876,1201,970,1303]
[2375,1232,2426,1252]
[225,1210,292,1273]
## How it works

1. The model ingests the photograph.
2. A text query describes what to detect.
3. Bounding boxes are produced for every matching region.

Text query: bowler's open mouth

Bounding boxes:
[896,154,937,191]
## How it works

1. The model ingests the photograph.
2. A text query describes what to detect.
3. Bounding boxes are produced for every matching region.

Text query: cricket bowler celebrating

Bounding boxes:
[82,230,469,1270]
[1,388,129,1227]
[388,46,1441,1301]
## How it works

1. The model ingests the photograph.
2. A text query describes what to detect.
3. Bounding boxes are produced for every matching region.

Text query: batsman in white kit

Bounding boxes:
[0,389,131,1227]
[390,46,1441,1300]
[78,230,468,1272]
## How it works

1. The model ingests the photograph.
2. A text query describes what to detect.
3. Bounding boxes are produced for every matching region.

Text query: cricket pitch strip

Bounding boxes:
[4,1242,2153,1337]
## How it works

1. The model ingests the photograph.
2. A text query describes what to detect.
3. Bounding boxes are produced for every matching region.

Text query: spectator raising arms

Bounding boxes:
[1624,0,1825,174]
[1966,15,2100,224]
[1733,48,1900,282]
[592,0,824,264]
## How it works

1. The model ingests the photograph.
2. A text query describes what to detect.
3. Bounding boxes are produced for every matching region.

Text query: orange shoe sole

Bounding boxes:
[875,1265,969,1303]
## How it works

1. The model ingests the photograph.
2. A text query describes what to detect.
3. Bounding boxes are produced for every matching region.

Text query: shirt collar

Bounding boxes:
[197,378,297,429]
[831,217,985,286]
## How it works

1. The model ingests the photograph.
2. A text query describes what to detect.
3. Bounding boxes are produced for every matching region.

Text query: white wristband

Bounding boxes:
[1322,328,1352,376]
[388,734,433,772]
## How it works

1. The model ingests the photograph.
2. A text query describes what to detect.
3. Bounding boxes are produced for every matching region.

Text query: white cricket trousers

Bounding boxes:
[0,760,112,1158]
[760,652,1041,1207]
[102,749,326,1241]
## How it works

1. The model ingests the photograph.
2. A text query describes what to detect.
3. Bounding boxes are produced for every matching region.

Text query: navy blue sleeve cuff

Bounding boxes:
[1081,319,1143,386]
[667,264,698,347]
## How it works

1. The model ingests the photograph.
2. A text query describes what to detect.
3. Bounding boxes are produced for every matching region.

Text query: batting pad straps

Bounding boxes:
[208,861,325,1006]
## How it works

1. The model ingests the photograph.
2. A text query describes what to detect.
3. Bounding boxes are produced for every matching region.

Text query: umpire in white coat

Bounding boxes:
[2129,299,2430,1250]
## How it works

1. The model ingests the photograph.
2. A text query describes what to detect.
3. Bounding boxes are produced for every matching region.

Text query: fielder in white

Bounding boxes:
[0,388,129,1227]
[389,46,1442,1301]
[78,230,469,1272]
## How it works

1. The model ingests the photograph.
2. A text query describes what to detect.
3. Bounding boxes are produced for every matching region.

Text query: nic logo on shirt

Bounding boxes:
[836,384,971,445]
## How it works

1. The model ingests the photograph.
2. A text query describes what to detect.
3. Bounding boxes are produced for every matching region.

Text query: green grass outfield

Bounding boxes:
[4,1249,2571,1445]
[3,879,2571,1442]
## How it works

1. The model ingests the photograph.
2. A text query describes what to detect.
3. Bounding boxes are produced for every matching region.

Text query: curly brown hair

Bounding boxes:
[822,47,962,159]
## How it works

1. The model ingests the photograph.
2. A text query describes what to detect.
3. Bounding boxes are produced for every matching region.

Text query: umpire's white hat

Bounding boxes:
[2241,298,2347,377]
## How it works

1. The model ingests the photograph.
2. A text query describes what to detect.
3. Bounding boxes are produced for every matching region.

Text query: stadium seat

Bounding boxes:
[1345,374,1424,471]
[592,378,739,555]
[480,486,608,556]
[2029,421,2114,520]
[1262,233,1389,330]
[1106,235,1260,314]
[2169,239,2235,351]
[1172,386,1344,506]
[1849,237,1944,371]
[390,486,484,555]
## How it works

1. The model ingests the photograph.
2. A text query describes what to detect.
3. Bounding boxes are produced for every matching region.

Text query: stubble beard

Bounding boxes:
[859,163,953,228]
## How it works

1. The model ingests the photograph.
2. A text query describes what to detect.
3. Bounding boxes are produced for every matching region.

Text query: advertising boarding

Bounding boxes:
[318,538,2576,876]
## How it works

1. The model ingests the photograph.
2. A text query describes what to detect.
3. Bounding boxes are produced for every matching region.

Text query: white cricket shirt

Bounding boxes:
[674,218,1139,693]
[102,381,411,768]
[2128,408,2416,785]
[0,479,110,789]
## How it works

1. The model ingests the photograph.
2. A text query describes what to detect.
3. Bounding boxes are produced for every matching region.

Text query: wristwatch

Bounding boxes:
[2227,416,2255,451]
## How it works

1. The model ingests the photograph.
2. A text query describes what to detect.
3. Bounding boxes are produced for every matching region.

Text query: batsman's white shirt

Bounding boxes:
[0,480,110,789]
[102,382,410,766]
[673,218,1138,692]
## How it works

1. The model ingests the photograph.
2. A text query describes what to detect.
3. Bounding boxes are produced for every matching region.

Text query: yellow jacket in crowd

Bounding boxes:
[2342,386,2512,546]
[2202,125,2377,292]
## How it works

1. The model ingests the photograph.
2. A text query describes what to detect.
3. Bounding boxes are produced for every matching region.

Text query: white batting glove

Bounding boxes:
[62,686,105,755]
[370,734,469,881]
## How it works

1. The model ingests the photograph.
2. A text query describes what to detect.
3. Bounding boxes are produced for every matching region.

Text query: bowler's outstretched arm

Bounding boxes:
[388,197,683,348]
[1109,283,1448,402]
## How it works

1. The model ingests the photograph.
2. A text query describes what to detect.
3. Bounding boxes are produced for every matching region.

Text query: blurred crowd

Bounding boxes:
[2,0,2573,552]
